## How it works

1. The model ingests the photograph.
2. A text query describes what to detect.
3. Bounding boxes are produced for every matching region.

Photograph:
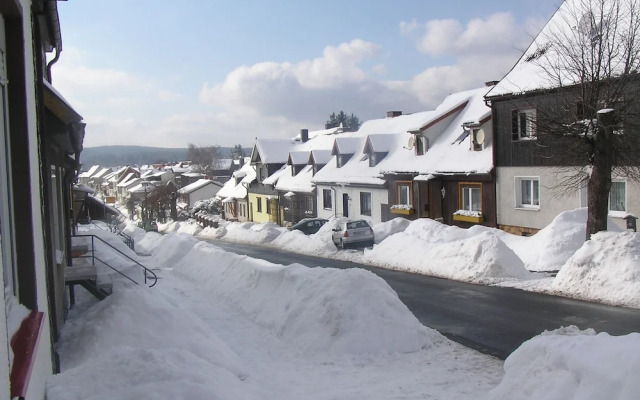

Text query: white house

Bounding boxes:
[178,179,223,210]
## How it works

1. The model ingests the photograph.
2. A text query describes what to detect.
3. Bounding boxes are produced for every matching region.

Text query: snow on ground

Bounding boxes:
[155,208,640,308]
[551,232,640,308]
[47,226,640,399]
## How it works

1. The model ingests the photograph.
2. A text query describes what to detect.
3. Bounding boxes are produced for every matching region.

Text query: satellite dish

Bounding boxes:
[407,136,415,149]
[474,129,486,144]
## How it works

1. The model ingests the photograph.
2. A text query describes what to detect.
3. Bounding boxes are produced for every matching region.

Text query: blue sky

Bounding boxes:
[53,0,560,148]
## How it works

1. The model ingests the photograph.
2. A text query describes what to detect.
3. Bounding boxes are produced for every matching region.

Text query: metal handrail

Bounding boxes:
[73,234,158,287]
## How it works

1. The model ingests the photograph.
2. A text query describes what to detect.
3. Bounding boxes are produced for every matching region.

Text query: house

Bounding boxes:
[250,127,342,225]
[312,87,495,226]
[177,179,223,210]
[381,86,496,227]
[216,158,256,221]
[1,1,86,398]
[485,0,640,235]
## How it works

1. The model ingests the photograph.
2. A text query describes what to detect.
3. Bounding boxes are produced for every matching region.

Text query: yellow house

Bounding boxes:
[249,193,279,223]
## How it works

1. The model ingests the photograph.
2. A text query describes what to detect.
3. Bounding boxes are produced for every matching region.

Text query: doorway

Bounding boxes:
[342,193,349,218]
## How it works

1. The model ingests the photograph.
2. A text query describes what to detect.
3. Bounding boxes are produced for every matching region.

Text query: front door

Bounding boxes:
[342,193,349,218]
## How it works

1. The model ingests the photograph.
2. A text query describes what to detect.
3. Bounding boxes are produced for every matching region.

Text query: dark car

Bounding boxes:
[289,218,328,235]
[331,219,374,249]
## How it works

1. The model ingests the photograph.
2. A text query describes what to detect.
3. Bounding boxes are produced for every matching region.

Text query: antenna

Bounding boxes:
[406,136,415,149]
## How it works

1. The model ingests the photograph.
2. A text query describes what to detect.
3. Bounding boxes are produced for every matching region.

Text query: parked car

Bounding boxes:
[331,219,374,249]
[289,218,328,235]
[138,219,158,232]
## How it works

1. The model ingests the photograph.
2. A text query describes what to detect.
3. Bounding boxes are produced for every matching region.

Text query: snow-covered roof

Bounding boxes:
[312,86,493,186]
[487,0,637,98]
[381,87,493,175]
[92,167,111,179]
[178,179,221,195]
[117,172,137,187]
[262,165,290,186]
[216,159,256,201]
[78,165,100,178]
[288,151,311,166]
[275,165,315,194]
[252,139,297,164]
[309,150,332,166]
[182,172,205,178]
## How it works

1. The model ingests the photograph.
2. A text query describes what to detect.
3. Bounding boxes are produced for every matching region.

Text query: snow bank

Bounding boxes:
[498,208,623,272]
[489,326,640,400]
[152,232,200,269]
[365,222,531,282]
[133,231,164,255]
[551,231,640,308]
[271,229,337,255]
[47,288,249,400]
[372,217,411,242]
[172,241,442,355]
[221,221,284,244]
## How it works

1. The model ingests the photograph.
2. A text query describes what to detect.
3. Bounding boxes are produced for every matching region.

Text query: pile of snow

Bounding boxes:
[489,326,640,399]
[47,288,250,399]
[221,221,284,244]
[498,208,623,272]
[364,220,531,282]
[173,241,440,355]
[152,232,200,270]
[372,217,411,242]
[551,232,640,308]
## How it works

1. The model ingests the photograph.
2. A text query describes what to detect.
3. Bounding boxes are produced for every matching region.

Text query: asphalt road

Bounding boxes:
[204,239,640,359]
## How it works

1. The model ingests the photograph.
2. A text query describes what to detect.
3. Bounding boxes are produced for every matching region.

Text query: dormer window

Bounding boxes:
[416,135,428,155]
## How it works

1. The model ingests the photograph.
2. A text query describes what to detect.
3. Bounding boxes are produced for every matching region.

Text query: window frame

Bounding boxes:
[396,181,413,206]
[305,195,314,213]
[511,108,537,141]
[458,182,482,213]
[257,197,262,213]
[515,177,540,209]
[360,192,372,216]
[322,189,332,210]
[609,179,626,212]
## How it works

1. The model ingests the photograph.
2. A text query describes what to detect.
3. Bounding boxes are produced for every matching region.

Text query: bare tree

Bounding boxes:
[187,143,221,174]
[530,0,640,239]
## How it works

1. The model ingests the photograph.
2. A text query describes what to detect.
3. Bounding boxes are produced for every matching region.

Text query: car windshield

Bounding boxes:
[347,221,369,229]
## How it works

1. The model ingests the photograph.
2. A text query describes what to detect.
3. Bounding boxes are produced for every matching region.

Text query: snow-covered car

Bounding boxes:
[331,219,374,249]
[288,218,328,235]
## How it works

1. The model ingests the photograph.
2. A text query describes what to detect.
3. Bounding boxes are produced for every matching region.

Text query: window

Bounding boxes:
[360,192,372,216]
[396,182,412,206]
[416,135,428,155]
[305,196,314,213]
[323,189,332,209]
[257,197,262,213]
[459,183,482,212]
[511,109,536,140]
[516,178,540,208]
[610,180,626,212]
[266,199,271,214]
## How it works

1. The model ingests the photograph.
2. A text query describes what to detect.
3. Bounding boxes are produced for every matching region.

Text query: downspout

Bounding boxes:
[46,46,60,83]
[331,186,337,218]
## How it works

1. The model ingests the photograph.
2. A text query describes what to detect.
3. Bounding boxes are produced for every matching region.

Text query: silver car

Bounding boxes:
[332,220,374,249]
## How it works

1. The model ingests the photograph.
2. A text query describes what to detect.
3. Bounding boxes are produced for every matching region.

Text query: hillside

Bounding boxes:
[80,146,250,168]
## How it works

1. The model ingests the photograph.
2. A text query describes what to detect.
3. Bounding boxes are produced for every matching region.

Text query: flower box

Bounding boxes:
[453,214,483,223]
[391,208,415,215]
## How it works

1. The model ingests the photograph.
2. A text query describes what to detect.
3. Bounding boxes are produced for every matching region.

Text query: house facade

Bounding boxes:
[485,0,640,235]
[1,1,85,398]
[178,179,222,210]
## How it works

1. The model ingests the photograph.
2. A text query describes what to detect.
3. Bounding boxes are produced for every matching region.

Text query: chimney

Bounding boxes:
[485,80,499,87]
[387,111,402,118]
[300,129,309,143]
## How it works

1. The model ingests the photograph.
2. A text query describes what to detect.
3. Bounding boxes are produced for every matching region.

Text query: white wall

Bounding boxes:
[315,184,387,224]
[187,184,220,208]
[497,166,639,231]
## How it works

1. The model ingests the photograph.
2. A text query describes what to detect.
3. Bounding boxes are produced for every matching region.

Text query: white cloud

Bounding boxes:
[56,16,537,150]
[416,13,530,58]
